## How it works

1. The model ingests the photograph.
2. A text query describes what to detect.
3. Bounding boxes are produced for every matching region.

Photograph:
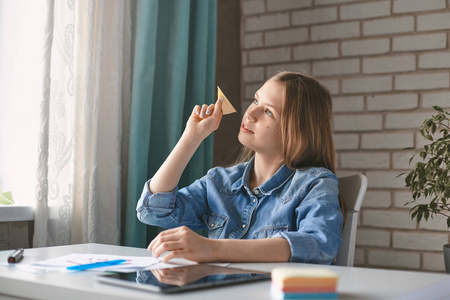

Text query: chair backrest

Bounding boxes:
[335,174,367,267]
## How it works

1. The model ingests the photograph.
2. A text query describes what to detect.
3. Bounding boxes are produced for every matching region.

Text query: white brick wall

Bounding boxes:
[241,0,450,273]
[320,79,339,95]
[242,0,265,15]
[393,0,446,13]
[368,250,420,269]
[244,33,263,49]
[422,91,450,109]
[419,215,450,232]
[395,72,449,91]
[367,94,418,111]
[356,229,390,247]
[361,133,414,150]
[243,66,264,82]
[363,55,415,74]
[311,21,359,41]
[248,47,291,64]
[392,150,419,169]
[333,96,364,112]
[341,38,390,56]
[394,191,417,208]
[385,112,433,130]
[333,133,359,150]
[293,43,338,61]
[315,0,361,5]
[265,28,308,47]
[365,171,406,189]
[393,232,448,251]
[334,115,383,132]
[340,152,390,169]
[363,210,416,229]
[266,0,312,12]
[342,76,392,94]
[266,62,311,78]
[363,190,391,208]
[245,13,289,32]
[419,52,450,69]
[392,33,447,52]
[292,7,337,26]
[354,248,365,266]
[312,58,359,77]
[417,12,450,31]
[340,1,390,20]
[423,253,446,272]
[363,16,414,36]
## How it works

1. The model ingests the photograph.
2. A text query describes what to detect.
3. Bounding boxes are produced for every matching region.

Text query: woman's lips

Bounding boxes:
[240,123,254,133]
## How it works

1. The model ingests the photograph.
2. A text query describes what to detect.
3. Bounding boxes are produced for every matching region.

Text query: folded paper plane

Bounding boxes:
[217,86,237,115]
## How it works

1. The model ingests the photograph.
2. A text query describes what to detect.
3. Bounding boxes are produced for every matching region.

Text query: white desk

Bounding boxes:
[0,243,449,300]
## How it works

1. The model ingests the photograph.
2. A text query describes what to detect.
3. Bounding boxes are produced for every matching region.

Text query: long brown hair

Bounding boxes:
[236,71,346,222]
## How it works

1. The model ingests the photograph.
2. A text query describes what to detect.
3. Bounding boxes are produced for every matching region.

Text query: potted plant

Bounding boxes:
[400,105,450,273]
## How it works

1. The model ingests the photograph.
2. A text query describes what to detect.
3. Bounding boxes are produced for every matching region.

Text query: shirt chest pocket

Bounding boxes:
[202,212,228,239]
[251,225,290,239]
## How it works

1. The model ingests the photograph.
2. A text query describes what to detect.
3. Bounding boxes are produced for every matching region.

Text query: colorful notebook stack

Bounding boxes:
[271,267,339,299]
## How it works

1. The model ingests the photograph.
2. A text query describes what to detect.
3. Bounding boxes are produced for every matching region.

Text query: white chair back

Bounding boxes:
[335,174,367,267]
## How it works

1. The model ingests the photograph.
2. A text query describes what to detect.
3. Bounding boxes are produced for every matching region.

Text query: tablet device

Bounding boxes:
[96,264,271,294]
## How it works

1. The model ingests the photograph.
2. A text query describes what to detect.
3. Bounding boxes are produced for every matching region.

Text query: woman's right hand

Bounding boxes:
[148,98,224,194]
[184,97,223,141]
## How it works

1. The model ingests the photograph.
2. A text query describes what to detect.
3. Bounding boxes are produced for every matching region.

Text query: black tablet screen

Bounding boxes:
[99,264,271,293]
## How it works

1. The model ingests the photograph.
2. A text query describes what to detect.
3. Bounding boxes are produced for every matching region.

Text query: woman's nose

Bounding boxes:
[245,106,257,122]
[245,110,256,122]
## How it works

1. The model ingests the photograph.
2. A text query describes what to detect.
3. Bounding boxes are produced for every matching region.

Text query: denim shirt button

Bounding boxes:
[242,224,246,228]
[254,189,259,195]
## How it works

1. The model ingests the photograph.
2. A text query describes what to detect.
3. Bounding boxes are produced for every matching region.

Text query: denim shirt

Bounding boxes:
[136,157,343,265]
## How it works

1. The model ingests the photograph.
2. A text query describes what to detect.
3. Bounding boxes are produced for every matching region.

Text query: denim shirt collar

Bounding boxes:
[231,156,295,195]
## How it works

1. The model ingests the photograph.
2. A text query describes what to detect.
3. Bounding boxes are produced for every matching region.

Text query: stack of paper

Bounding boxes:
[26,253,197,273]
[271,267,339,299]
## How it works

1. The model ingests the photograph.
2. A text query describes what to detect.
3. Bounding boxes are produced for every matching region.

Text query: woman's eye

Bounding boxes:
[253,99,258,105]
[265,109,273,117]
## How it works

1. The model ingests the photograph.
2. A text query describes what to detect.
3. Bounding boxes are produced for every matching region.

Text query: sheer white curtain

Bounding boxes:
[34,0,133,247]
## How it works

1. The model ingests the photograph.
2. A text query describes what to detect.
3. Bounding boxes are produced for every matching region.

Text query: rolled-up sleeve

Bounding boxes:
[136,178,209,230]
[276,176,343,264]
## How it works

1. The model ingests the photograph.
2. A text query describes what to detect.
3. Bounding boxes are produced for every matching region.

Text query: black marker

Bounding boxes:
[8,248,24,263]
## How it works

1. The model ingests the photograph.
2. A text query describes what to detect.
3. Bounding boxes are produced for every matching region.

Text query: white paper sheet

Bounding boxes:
[4,253,198,273]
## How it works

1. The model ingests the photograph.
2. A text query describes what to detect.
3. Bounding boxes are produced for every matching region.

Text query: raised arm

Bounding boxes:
[149,98,223,194]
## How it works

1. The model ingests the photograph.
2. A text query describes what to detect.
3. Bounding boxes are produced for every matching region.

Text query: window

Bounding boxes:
[0,0,45,206]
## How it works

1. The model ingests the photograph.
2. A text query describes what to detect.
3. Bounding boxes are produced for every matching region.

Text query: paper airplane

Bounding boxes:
[217,86,237,115]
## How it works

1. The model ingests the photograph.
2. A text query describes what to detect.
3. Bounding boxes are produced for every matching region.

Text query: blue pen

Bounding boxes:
[67,259,127,271]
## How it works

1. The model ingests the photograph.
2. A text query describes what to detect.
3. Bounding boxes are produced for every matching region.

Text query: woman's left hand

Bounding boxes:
[148,226,217,263]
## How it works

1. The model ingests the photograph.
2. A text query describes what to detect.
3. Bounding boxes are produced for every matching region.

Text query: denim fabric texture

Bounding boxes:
[136,157,343,264]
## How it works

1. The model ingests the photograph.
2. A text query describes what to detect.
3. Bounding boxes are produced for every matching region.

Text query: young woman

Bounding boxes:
[136,71,345,265]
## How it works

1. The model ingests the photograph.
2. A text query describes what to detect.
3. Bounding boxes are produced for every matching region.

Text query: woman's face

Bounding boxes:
[238,79,285,158]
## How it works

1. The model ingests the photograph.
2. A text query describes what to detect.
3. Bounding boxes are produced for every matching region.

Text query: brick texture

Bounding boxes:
[423,253,446,272]
[393,0,446,13]
[292,7,337,26]
[241,0,450,273]
[363,190,391,208]
[340,1,390,20]
[341,38,390,56]
[368,250,420,269]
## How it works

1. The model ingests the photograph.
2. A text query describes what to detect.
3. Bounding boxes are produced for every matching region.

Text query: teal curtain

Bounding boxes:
[123,0,217,247]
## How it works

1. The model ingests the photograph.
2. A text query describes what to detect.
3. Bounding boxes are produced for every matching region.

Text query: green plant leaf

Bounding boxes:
[433,106,444,112]
[399,105,450,228]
